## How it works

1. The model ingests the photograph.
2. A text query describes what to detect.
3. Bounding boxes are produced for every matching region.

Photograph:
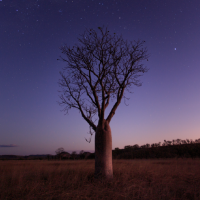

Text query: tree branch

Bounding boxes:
[58,26,149,132]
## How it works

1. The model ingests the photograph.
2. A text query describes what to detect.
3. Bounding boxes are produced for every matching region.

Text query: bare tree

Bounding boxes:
[55,147,65,155]
[58,27,149,179]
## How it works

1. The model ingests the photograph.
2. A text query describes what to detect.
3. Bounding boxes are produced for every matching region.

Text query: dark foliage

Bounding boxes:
[112,143,200,159]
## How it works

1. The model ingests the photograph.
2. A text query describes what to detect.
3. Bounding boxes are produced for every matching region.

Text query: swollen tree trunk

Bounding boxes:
[95,119,113,179]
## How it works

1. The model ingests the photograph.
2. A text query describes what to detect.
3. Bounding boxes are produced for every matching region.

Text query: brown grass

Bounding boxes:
[0,159,200,200]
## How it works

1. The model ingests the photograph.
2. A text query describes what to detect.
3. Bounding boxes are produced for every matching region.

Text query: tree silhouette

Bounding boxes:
[58,26,149,179]
[55,147,65,155]
[55,147,65,160]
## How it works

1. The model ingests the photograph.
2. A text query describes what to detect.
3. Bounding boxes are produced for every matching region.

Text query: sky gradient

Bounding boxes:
[1,0,200,155]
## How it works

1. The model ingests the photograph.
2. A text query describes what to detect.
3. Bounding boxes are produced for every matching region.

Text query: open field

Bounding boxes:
[1,159,200,200]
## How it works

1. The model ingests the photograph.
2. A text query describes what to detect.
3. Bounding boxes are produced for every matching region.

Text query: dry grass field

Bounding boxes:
[0,159,200,200]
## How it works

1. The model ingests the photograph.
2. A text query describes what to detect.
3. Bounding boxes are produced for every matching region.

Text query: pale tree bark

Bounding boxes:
[58,26,149,179]
[95,119,113,178]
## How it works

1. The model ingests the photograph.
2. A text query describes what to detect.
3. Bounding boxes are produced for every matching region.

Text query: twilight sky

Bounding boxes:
[0,0,200,155]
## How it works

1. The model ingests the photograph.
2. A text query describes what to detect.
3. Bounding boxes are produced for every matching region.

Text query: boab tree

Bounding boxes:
[58,27,149,179]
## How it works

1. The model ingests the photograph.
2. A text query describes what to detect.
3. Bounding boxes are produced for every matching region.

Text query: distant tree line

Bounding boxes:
[113,138,200,159]
[1,138,200,160]
[0,150,95,160]
[52,148,95,160]
[123,138,200,150]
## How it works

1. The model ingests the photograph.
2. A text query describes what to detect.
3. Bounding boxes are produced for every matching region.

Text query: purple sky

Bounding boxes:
[1,0,200,155]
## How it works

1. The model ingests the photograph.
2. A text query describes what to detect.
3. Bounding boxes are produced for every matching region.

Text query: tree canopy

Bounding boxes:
[58,27,149,131]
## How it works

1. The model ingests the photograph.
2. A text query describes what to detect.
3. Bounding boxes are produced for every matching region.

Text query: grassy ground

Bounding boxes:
[0,159,200,200]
